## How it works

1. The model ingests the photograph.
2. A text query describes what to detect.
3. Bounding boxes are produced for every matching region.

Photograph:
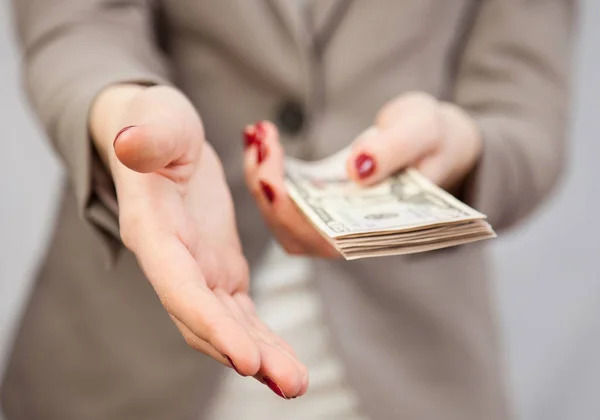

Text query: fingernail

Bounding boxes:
[256,141,268,164]
[355,153,376,179]
[243,126,258,149]
[224,355,243,376]
[259,180,275,204]
[113,125,135,148]
[263,376,288,399]
[242,121,267,149]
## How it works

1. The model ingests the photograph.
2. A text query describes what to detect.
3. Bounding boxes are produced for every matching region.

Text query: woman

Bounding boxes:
[1,1,576,419]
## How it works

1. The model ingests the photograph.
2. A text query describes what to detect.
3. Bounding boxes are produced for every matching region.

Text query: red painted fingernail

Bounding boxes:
[355,153,376,179]
[256,141,268,164]
[243,126,258,149]
[243,121,267,149]
[113,125,135,148]
[263,376,288,399]
[224,355,243,376]
[259,180,275,203]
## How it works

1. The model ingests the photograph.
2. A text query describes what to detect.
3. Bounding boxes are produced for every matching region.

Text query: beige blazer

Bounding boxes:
[2,1,576,419]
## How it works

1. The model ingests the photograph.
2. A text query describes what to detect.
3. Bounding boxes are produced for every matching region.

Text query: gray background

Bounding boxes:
[0,2,598,419]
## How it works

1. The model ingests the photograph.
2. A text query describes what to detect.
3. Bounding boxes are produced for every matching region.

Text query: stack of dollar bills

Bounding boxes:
[284,148,495,260]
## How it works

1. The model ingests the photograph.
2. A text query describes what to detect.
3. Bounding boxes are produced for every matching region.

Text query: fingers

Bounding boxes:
[346,93,442,186]
[133,230,262,377]
[220,292,309,398]
[132,227,308,398]
[173,293,309,399]
[243,121,338,258]
[233,294,298,358]
[170,315,227,363]
[243,122,304,253]
[254,344,309,399]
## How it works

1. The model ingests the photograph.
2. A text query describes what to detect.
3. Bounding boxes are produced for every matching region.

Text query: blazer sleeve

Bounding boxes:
[12,0,170,246]
[453,0,578,231]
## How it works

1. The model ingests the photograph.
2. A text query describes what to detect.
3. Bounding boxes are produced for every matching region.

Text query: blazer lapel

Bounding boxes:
[267,0,353,52]
[265,0,312,50]
[261,0,354,105]
[311,0,354,53]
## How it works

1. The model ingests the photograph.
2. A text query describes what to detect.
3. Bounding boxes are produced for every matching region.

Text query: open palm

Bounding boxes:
[106,86,307,399]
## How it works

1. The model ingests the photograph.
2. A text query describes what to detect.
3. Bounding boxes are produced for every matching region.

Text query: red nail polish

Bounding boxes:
[243,126,258,149]
[256,141,268,164]
[259,181,275,203]
[355,153,376,179]
[113,125,135,148]
[224,355,244,376]
[243,122,267,149]
[263,376,288,399]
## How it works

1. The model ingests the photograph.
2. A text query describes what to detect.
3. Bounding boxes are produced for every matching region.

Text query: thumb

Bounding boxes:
[112,122,185,173]
[346,120,440,186]
[111,86,204,174]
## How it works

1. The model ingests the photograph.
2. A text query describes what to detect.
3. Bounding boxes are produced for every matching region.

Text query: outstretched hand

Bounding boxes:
[91,85,308,399]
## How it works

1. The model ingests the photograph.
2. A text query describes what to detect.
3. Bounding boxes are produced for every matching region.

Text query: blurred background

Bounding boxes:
[0,2,598,420]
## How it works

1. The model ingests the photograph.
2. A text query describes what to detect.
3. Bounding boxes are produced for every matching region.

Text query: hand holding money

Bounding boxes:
[244,121,340,258]
[243,93,493,259]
